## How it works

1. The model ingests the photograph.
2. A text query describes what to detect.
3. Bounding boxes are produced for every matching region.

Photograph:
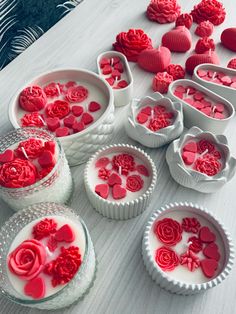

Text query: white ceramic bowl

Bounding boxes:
[8,68,115,166]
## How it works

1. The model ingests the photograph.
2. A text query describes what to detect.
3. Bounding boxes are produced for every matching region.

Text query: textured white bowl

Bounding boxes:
[193,64,236,107]
[8,68,115,166]
[168,79,235,134]
[97,51,133,107]
[84,144,157,220]
[142,201,234,295]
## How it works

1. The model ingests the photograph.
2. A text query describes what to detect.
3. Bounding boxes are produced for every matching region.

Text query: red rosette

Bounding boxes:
[227,58,236,70]
[197,139,215,154]
[195,37,215,54]
[65,85,88,103]
[175,13,193,29]
[154,218,182,246]
[188,236,203,253]
[113,29,153,62]
[182,217,201,233]
[191,0,226,26]
[19,86,47,112]
[166,64,185,80]
[0,158,37,188]
[21,112,45,127]
[112,153,135,175]
[148,117,171,132]
[16,138,44,159]
[98,167,111,180]
[46,100,70,119]
[194,154,221,176]
[147,0,181,24]
[32,218,57,240]
[152,72,173,94]
[155,246,179,271]
[43,82,61,98]
[126,174,144,192]
[180,249,200,272]
[195,20,214,37]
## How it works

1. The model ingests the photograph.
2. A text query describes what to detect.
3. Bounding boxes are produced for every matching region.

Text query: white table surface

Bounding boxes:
[0,0,236,313]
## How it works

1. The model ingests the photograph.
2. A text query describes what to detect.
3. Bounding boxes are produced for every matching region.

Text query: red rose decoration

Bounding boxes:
[194,154,221,176]
[197,139,215,154]
[195,37,215,54]
[0,158,37,188]
[46,100,70,119]
[113,29,153,62]
[21,112,45,127]
[32,218,57,240]
[65,85,88,103]
[152,72,173,93]
[154,218,182,246]
[182,217,201,233]
[126,175,144,192]
[188,236,203,253]
[19,86,47,112]
[148,117,171,132]
[175,13,193,29]
[16,138,44,159]
[147,0,181,24]
[180,249,200,271]
[191,0,226,26]
[155,246,179,271]
[44,82,61,98]
[8,239,46,280]
[112,153,135,175]
[166,64,185,80]
[44,246,82,287]
[98,167,111,180]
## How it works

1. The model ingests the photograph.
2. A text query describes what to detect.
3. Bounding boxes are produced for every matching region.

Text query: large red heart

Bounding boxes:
[162,26,192,52]
[112,184,126,200]
[95,183,109,199]
[138,46,171,73]
[182,151,195,165]
[64,115,76,128]
[89,101,101,112]
[0,149,14,163]
[199,226,216,243]
[38,151,56,168]
[203,243,221,261]
[221,28,236,52]
[201,259,218,278]
[185,51,219,74]
[24,277,45,299]
[183,142,197,153]
[55,127,70,137]
[45,117,60,131]
[108,173,122,186]
[137,112,149,124]
[55,224,75,242]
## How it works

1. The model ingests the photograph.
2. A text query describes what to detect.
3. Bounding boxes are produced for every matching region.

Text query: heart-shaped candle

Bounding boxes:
[138,46,171,73]
[162,26,192,52]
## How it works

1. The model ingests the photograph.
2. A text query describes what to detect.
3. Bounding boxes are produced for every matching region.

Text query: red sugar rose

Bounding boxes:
[155,246,179,271]
[46,100,70,119]
[197,139,215,154]
[126,175,144,192]
[182,217,201,233]
[32,218,57,240]
[16,138,44,159]
[195,37,215,54]
[44,82,61,98]
[44,246,82,287]
[147,0,181,24]
[21,112,45,127]
[166,64,185,80]
[19,86,47,112]
[112,153,135,175]
[188,236,203,253]
[65,85,88,103]
[113,29,153,62]
[175,13,193,29]
[194,154,221,176]
[154,218,182,246]
[0,158,37,188]
[98,167,111,180]
[180,249,200,272]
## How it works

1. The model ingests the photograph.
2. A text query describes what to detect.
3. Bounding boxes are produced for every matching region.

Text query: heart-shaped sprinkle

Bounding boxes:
[55,224,75,242]
[214,112,225,119]
[174,91,184,99]
[55,127,70,137]
[0,149,14,163]
[162,26,192,52]
[215,103,224,113]
[110,56,120,65]
[175,86,186,93]
[183,142,197,153]
[38,151,56,168]
[141,106,152,115]
[199,226,216,243]
[201,107,211,116]
[72,105,84,117]
[72,121,85,133]
[182,151,195,165]
[193,101,204,110]
[106,77,115,86]
[114,62,124,73]
[201,99,212,107]
[193,92,204,101]
[64,115,76,128]
[89,101,101,112]
[44,141,56,154]
[201,259,218,278]
[117,80,128,88]
[197,69,208,77]
[138,46,171,73]
[136,164,149,177]
[95,157,110,168]
[95,183,109,199]
[45,117,60,131]
[112,184,127,200]
[100,58,110,68]
[203,243,221,261]
[102,65,112,75]
[108,173,122,186]
[81,113,94,125]
[137,112,148,124]
[24,277,45,299]
[112,70,121,80]
[184,98,194,105]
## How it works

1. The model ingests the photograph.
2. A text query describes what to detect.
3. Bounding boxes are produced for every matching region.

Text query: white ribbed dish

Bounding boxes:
[166,126,236,193]
[125,92,184,148]
[142,201,235,295]
[168,79,235,134]
[84,144,157,220]
[8,69,115,166]
[193,64,236,107]
[97,51,133,107]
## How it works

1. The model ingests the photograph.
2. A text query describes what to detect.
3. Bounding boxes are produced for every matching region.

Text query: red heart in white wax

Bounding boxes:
[24,277,45,299]
[55,224,75,242]
[0,149,14,163]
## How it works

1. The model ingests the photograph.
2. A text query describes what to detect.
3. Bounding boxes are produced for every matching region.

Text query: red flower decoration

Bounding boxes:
[194,154,221,176]
[16,138,44,159]
[112,153,135,175]
[148,117,171,132]
[188,236,203,253]
[191,0,226,26]
[44,246,82,287]
[0,158,37,188]
[98,167,111,180]
[182,217,201,233]
[147,0,181,24]
[19,86,47,112]
[46,100,70,119]
[126,175,144,192]
[180,250,200,272]
[65,85,88,103]
[175,13,193,29]
[21,112,45,127]
[154,218,182,246]
[155,246,179,271]
[32,218,57,240]
[44,82,61,98]
[195,37,215,54]
[152,72,173,93]
[166,64,185,80]
[197,139,215,154]
[113,29,153,62]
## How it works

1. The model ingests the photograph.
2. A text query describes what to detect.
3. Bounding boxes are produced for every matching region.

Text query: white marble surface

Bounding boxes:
[0,0,236,313]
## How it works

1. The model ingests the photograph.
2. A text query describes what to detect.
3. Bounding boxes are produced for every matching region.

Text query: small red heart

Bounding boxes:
[215,103,224,113]
[182,151,195,165]
[45,117,60,131]
[137,112,148,124]
[100,57,110,68]
[89,101,101,112]
[183,142,197,153]
[72,121,85,133]
[201,107,211,116]
[102,65,112,75]
[108,173,122,186]
[112,184,127,200]
[95,183,109,199]
[114,62,124,73]
[117,80,128,88]
[136,164,149,177]
[162,26,192,52]
[55,127,70,137]
[138,46,171,73]
[64,115,76,128]
[111,70,121,80]
[203,243,221,261]
[72,105,84,117]
[106,77,115,86]
[44,141,56,154]
[193,101,204,110]
[201,259,218,278]
[0,149,14,163]
[38,150,56,168]
[214,112,225,119]
[55,224,75,242]
[24,277,45,299]
[81,113,94,125]
[199,226,216,243]
[141,106,152,116]
[95,157,110,168]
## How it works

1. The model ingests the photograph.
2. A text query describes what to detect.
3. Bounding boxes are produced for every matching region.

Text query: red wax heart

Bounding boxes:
[89,101,101,112]
[117,80,128,88]
[111,70,121,80]
[95,157,110,168]
[136,164,149,177]
[55,127,70,137]
[112,184,127,200]
[199,226,216,243]
[137,112,148,124]
[214,112,224,119]
[185,51,219,74]
[55,224,75,242]
[0,149,14,163]
[81,113,94,125]
[38,151,56,168]
[72,121,85,133]
[45,117,60,131]
[183,142,197,153]
[221,28,236,52]
[64,115,76,128]
[24,277,45,299]
[182,151,195,165]
[141,106,152,115]
[138,46,171,73]
[102,65,112,75]
[201,259,218,278]
[110,56,120,65]
[203,243,221,261]
[106,77,115,86]
[44,141,56,154]
[108,173,122,186]
[201,107,211,116]
[114,62,124,73]
[95,183,109,199]
[193,101,204,110]
[215,103,224,113]
[162,26,192,52]
[72,105,84,117]
[100,58,110,68]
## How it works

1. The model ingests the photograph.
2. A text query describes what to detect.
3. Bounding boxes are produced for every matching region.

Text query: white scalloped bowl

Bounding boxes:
[8,68,115,166]
[142,202,234,295]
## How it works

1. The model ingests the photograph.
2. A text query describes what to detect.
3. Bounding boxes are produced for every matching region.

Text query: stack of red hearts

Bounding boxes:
[197,69,236,89]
